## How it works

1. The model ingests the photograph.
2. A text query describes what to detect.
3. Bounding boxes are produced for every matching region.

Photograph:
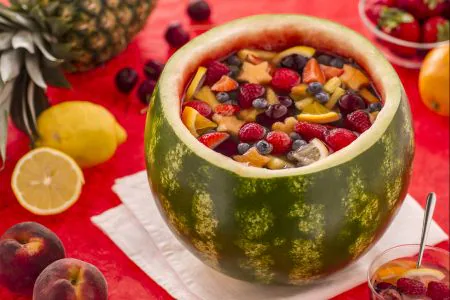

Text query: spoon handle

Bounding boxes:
[416,192,437,268]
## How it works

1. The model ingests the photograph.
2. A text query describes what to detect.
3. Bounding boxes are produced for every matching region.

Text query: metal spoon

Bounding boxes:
[416,192,437,268]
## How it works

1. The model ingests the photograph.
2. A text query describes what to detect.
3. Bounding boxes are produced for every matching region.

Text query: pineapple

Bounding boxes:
[0,0,156,167]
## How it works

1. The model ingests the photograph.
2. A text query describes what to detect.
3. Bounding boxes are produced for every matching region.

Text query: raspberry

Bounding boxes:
[239,122,266,143]
[271,68,301,91]
[266,131,292,155]
[183,101,212,118]
[294,121,328,141]
[346,110,372,133]
[198,132,230,149]
[325,128,357,151]
[397,278,426,296]
[214,104,240,116]
[238,83,265,109]
[427,281,450,300]
[205,61,230,86]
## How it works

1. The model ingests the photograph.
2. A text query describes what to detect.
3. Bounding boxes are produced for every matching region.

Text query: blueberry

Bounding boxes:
[227,55,242,66]
[330,57,345,68]
[280,55,296,69]
[137,80,156,104]
[237,143,251,154]
[115,67,139,94]
[256,140,273,155]
[165,22,190,48]
[228,65,240,78]
[265,104,288,119]
[369,102,382,112]
[252,98,268,109]
[289,132,302,140]
[315,92,329,104]
[187,0,211,21]
[144,59,164,80]
[278,96,293,108]
[216,92,230,103]
[307,82,323,95]
[292,139,307,151]
[293,55,308,72]
[316,54,332,66]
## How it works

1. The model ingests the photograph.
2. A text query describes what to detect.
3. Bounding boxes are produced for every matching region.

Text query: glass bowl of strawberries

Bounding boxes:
[359,0,449,68]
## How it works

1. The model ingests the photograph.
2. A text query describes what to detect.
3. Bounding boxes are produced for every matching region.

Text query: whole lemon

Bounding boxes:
[35,101,127,168]
[419,44,449,117]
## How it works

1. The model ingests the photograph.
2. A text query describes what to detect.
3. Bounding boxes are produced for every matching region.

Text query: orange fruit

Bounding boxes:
[419,44,449,116]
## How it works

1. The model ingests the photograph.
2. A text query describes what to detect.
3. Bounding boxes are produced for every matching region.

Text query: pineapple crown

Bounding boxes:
[0,1,72,169]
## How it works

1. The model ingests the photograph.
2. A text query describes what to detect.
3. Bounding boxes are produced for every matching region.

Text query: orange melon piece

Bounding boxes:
[340,64,370,90]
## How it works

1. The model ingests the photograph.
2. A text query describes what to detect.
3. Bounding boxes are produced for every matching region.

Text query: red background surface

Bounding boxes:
[0,0,449,299]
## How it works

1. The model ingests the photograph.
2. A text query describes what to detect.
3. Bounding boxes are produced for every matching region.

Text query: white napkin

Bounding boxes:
[92,171,448,300]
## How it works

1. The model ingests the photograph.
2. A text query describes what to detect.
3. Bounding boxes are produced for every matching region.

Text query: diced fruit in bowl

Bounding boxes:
[0,222,66,294]
[33,258,108,300]
[145,15,414,285]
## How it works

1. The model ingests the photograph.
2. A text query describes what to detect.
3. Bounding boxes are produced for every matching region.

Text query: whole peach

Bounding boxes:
[33,258,108,300]
[0,222,65,294]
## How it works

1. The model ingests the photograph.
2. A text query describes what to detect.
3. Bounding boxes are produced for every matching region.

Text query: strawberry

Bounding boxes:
[422,16,450,43]
[378,7,420,56]
[238,83,265,108]
[265,131,292,155]
[271,68,301,91]
[183,100,212,118]
[397,278,426,296]
[365,0,397,25]
[198,132,230,149]
[205,61,230,85]
[214,104,240,116]
[211,75,239,92]
[239,122,266,143]
[303,58,326,84]
[294,122,328,141]
[397,0,447,19]
[346,110,372,133]
[320,65,345,80]
[427,281,450,300]
[325,128,357,151]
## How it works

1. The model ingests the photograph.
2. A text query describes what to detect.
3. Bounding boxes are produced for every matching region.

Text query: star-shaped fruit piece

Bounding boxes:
[233,147,270,168]
[212,114,245,136]
[237,61,273,85]
[238,108,264,122]
[182,106,217,137]
[272,117,298,134]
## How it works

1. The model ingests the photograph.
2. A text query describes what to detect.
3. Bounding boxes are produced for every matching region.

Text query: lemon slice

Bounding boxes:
[186,67,207,100]
[272,46,316,65]
[297,101,341,123]
[404,268,446,281]
[290,138,328,166]
[377,266,408,280]
[11,148,84,215]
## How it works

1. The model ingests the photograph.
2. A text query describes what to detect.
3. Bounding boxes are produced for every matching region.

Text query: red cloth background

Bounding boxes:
[0,0,449,299]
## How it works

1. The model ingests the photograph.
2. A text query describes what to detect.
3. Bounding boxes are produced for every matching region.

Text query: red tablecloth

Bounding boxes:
[0,0,449,299]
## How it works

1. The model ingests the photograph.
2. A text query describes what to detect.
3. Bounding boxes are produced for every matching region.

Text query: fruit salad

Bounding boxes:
[371,257,450,300]
[180,46,384,169]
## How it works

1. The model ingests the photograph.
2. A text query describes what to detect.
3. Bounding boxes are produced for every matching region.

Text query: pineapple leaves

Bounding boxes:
[32,33,62,63]
[41,64,71,88]
[0,49,23,82]
[12,30,35,54]
[0,80,14,170]
[25,52,46,89]
[0,32,13,50]
[0,5,35,30]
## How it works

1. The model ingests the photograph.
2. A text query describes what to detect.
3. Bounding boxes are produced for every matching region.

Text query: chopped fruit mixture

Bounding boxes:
[180,45,384,169]
[371,257,450,300]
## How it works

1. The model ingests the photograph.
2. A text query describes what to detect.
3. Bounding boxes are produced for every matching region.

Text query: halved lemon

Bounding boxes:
[297,101,341,123]
[11,148,84,215]
[404,268,446,281]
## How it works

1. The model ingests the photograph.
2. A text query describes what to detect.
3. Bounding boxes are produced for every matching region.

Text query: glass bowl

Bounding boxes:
[358,0,449,69]
[368,244,450,299]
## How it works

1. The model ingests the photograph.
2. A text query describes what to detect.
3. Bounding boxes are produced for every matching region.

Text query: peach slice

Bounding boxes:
[360,88,379,104]
[340,64,370,90]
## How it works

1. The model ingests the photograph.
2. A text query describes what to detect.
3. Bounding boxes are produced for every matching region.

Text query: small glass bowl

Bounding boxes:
[368,244,450,299]
[358,0,449,69]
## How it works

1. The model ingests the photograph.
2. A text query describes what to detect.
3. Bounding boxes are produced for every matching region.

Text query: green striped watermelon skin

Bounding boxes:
[144,84,414,285]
